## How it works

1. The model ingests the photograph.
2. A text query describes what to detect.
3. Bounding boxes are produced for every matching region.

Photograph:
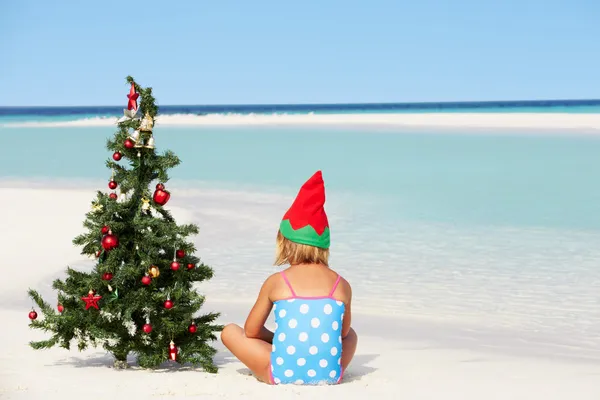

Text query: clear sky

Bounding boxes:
[1,0,599,106]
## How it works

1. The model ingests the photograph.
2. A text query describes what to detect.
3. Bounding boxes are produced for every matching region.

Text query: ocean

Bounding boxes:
[1,101,599,357]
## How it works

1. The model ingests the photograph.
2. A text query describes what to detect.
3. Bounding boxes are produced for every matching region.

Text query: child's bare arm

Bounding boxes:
[244,275,276,343]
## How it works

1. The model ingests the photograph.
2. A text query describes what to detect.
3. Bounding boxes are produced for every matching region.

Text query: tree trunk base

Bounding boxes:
[113,359,130,369]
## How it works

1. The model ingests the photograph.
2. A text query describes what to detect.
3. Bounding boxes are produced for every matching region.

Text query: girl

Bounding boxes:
[221,170,358,385]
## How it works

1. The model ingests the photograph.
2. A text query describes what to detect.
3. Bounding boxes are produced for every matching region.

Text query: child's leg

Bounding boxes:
[341,327,358,373]
[220,323,273,384]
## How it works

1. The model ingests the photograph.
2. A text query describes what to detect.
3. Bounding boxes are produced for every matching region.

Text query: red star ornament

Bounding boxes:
[127,83,139,111]
[81,290,102,310]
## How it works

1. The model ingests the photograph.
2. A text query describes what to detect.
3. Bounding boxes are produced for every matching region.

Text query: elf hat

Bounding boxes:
[279,170,330,249]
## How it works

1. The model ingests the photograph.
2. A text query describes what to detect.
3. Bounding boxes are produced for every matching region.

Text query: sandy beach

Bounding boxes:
[3,112,600,131]
[1,183,599,400]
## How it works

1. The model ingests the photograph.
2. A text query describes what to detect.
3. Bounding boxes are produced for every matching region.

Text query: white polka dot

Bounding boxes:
[271,364,274,371]
[287,299,295,302]
[298,332,308,342]
[299,304,309,314]
[276,357,284,365]
[331,347,338,356]
[332,321,339,330]
[311,318,320,328]
[274,377,281,384]
[279,309,286,318]
[336,300,343,306]
[339,335,342,344]
[286,345,296,355]
[295,379,304,384]
[319,359,328,368]
[278,333,286,342]
[297,358,306,366]
[340,313,344,321]
[288,318,298,328]
[272,344,276,352]
[307,369,316,377]
[324,304,333,314]
[321,333,330,343]
[329,370,337,378]
[273,304,277,310]
[338,358,341,365]
[284,369,294,377]
[309,346,318,355]
[274,323,278,330]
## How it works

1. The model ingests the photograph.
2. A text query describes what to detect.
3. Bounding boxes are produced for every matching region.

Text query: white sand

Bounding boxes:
[1,184,599,399]
[3,112,600,131]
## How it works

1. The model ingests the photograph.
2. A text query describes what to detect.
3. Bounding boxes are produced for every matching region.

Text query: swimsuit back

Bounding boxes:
[270,271,345,385]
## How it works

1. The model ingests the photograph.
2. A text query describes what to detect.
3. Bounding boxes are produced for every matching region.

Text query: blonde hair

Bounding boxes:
[274,230,329,267]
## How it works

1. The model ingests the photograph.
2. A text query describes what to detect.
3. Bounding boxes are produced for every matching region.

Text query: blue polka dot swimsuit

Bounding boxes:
[269,271,346,385]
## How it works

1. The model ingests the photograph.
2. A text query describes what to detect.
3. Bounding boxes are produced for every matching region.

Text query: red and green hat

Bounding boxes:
[279,170,330,249]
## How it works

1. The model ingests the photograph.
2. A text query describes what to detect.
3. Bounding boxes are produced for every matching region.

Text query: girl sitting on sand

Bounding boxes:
[221,170,358,385]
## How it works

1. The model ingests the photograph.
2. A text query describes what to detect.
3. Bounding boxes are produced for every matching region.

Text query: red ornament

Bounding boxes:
[143,323,153,334]
[101,232,119,250]
[153,186,171,206]
[28,309,37,320]
[164,299,174,309]
[57,304,64,313]
[168,341,178,361]
[188,322,197,333]
[141,275,152,285]
[127,83,139,111]
[176,249,185,258]
[109,192,118,200]
[124,138,135,149]
[113,151,122,161]
[108,180,118,190]
[170,261,180,271]
[156,183,165,190]
[81,290,102,310]
[102,272,113,281]
[95,250,102,258]
[187,263,195,270]
[101,225,110,235]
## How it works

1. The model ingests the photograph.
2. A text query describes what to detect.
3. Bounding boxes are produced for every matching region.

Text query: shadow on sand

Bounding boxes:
[49,347,379,381]
[49,351,229,373]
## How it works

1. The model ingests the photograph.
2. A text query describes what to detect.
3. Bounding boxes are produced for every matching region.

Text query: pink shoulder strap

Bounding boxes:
[329,274,342,297]
[280,271,296,297]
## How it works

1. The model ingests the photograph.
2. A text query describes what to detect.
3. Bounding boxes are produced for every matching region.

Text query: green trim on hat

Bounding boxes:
[280,219,330,249]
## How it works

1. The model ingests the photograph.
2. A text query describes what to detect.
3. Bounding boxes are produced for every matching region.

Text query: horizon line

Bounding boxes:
[1,98,600,109]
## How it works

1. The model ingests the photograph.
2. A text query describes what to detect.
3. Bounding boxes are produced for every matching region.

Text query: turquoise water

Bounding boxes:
[2,125,600,231]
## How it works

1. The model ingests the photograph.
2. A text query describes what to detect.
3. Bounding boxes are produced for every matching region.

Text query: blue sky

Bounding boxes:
[1,0,599,106]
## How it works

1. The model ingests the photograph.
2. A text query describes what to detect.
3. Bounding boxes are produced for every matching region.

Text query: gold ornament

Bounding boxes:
[149,265,160,278]
[128,129,141,143]
[141,197,150,211]
[144,134,155,149]
[139,112,154,132]
[91,201,103,212]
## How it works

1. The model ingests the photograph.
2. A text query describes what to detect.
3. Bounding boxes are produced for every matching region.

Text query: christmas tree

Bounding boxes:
[27,76,222,371]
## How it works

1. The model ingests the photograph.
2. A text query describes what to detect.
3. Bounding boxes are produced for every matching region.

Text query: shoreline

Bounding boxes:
[2,184,600,350]
[2,112,600,131]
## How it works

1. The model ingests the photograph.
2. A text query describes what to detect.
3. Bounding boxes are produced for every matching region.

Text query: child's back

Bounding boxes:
[269,264,351,385]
